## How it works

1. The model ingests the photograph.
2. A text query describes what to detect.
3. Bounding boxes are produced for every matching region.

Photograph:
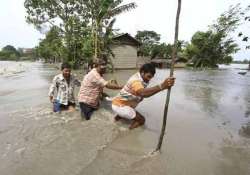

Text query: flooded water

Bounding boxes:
[0,61,249,175]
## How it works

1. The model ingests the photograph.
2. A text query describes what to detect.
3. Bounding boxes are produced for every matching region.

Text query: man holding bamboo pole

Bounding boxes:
[112,63,175,129]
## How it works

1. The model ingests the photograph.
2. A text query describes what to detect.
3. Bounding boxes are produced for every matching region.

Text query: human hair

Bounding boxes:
[61,62,71,70]
[139,63,156,75]
[93,58,106,66]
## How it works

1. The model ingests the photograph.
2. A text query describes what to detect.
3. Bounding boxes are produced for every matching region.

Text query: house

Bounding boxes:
[110,33,187,69]
[151,58,170,68]
[21,48,34,54]
[111,33,148,69]
[151,57,188,68]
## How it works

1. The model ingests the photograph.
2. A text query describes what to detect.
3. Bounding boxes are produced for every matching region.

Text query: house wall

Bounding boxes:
[111,45,138,69]
[136,56,151,68]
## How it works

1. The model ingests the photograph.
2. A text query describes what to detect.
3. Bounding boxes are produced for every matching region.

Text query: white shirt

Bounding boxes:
[48,74,80,105]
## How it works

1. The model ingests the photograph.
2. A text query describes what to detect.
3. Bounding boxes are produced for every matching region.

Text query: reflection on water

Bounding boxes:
[132,67,250,138]
[174,69,250,138]
[0,61,250,175]
[239,121,250,138]
[0,61,28,76]
[216,137,250,175]
[0,62,57,114]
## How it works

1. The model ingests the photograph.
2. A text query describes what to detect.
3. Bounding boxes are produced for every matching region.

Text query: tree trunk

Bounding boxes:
[156,0,182,152]
[91,19,95,59]
[94,22,99,59]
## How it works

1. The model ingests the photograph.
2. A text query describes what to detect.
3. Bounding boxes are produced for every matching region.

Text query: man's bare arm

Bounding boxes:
[105,82,123,89]
[137,77,175,98]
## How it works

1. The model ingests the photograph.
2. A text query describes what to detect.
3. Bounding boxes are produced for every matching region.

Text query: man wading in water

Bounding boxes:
[78,59,123,120]
[112,63,175,129]
[49,62,81,112]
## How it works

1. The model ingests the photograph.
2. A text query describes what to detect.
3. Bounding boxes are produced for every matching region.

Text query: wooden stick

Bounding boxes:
[156,0,182,152]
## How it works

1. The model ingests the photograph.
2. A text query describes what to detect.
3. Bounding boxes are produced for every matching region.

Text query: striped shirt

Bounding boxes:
[48,74,80,105]
[78,68,108,108]
[112,72,148,108]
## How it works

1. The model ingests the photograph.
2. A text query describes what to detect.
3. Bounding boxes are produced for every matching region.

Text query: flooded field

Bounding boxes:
[0,61,249,175]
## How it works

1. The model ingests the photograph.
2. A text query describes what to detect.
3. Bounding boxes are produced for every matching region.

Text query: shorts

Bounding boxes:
[112,104,136,120]
[53,100,75,112]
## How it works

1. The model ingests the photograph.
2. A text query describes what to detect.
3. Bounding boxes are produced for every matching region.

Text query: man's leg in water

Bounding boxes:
[79,102,95,120]
[112,105,134,122]
[114,115,122,121]
[129,111,145,130]
[53,100,61,112]
[112,105,145,129]
[67,105,76,112]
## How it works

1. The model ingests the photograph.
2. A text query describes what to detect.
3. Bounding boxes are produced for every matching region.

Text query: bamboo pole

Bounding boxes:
[155,0,182,152]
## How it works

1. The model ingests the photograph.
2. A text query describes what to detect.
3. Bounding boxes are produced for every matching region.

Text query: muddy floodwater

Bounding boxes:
[0,61,249,175]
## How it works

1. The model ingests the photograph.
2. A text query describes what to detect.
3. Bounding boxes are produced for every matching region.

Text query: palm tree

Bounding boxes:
[101,18,116,69]
[85,0,137,58]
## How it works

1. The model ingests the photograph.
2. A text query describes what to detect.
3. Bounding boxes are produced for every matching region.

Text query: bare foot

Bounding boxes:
[67,106,75,112]
[114,115,122,122]
[129,121,141,130]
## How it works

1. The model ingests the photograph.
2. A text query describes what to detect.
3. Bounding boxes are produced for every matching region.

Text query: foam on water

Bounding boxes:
[0,61,30,76]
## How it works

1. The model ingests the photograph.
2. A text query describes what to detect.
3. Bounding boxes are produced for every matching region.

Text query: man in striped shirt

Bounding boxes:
[112,63,175,129]
[78,59,122,120]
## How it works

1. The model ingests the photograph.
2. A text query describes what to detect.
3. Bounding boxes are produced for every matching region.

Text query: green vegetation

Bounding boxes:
[135,30,161,57]
[35,26,64,63]
[0,45,35,61]
[233,59,250,64]
[2,2,247,69]
[24,0,136,68]
[237,5,250,49]
[183,4,248,68]
[136,4,250,68]
[135,30,185,59]
[0,45,20,61]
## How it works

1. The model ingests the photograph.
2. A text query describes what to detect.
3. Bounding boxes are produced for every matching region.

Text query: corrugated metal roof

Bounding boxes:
[113,33,141,45]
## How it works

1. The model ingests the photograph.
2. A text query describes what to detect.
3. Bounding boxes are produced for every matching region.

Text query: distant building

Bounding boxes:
[21,48,34,54]
[151,57,188,68]
[111,33,149,69]
[151,58,170,68]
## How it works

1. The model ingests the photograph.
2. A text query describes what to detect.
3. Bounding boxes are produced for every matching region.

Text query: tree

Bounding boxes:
[237,5,250,49]
[2,45,18,53]
[24,0,136,67]
[85,0,137,58]
[35,26,64,63]
[135,30,161,45]
[151,43,172,59]
[184,31,238,67]
[149,40,185,59]
[135,30,161,57]
[183,4,244,68]
[24,0,89,31]
[24,0,91,67]
[0,45,20,60]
